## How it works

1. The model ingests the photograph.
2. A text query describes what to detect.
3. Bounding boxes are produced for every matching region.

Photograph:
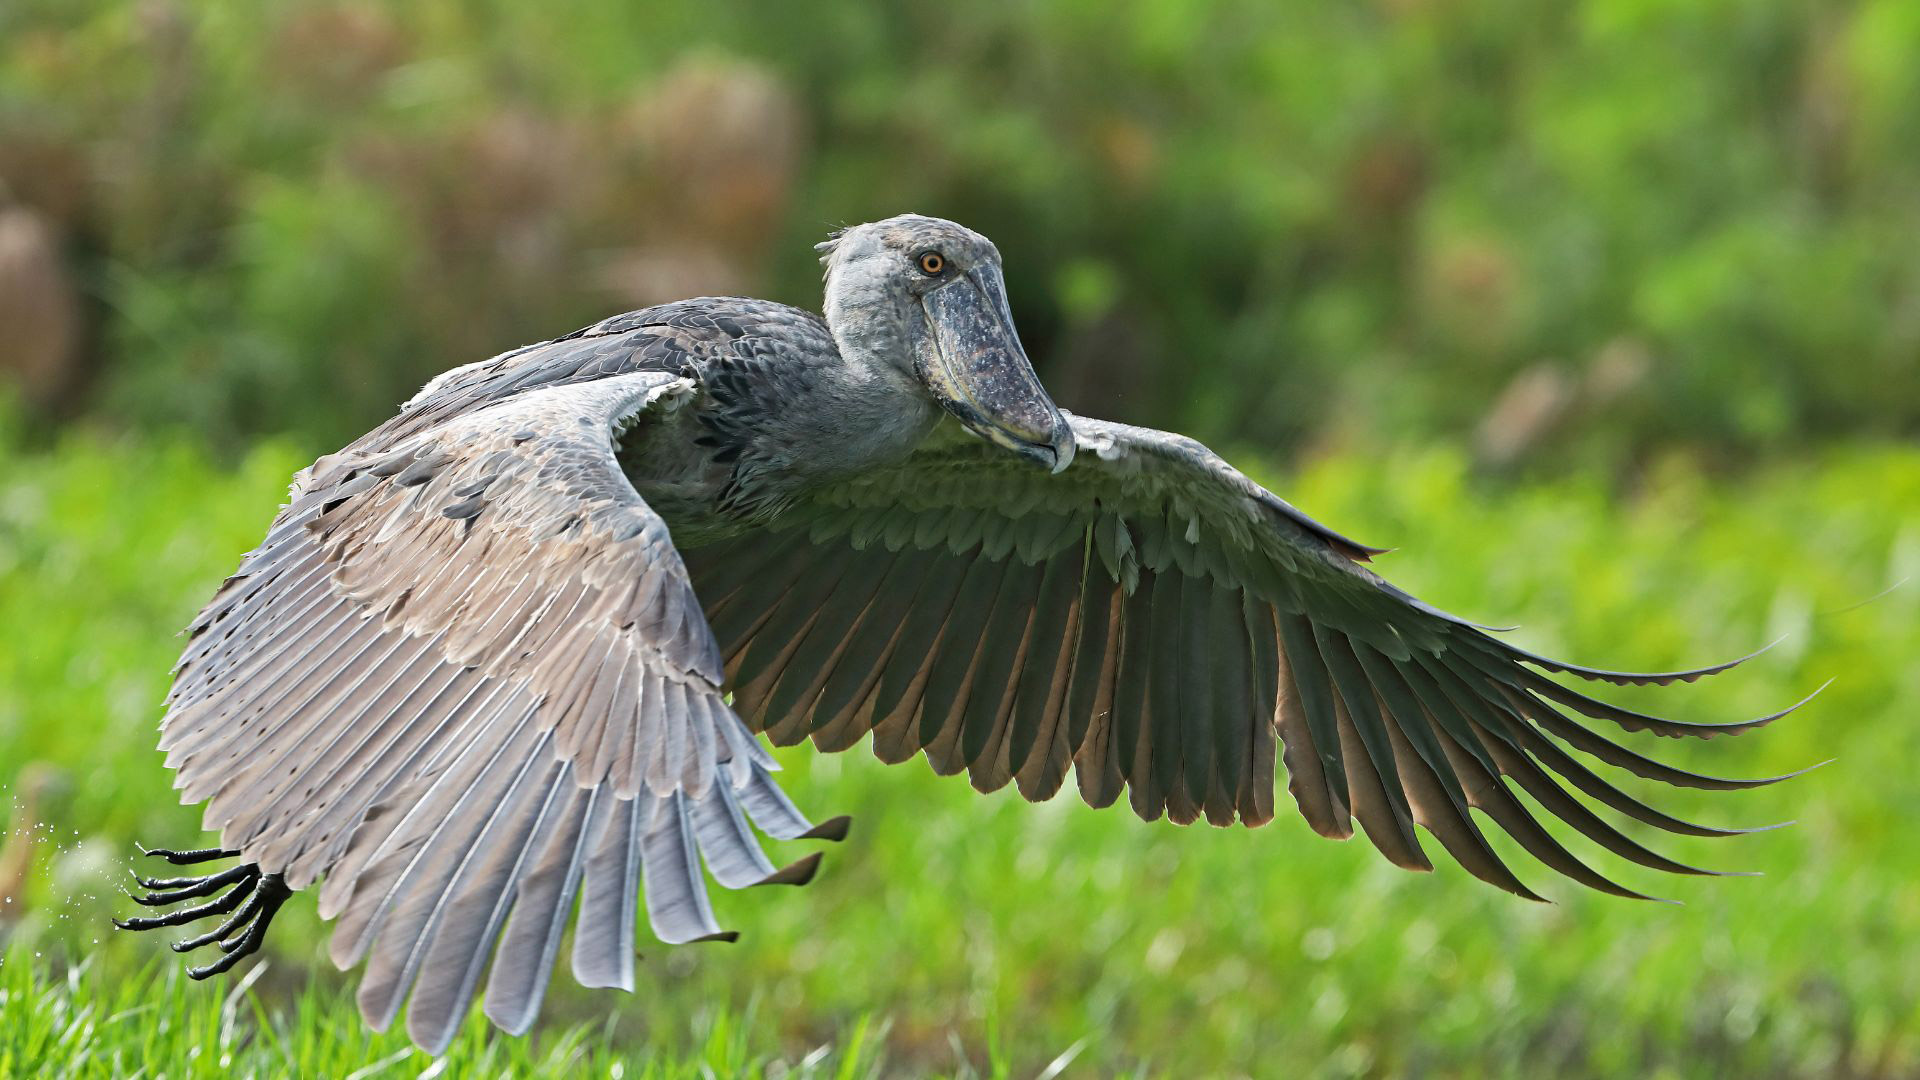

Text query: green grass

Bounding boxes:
[0,949,898,1079]
[2,427,1918,1076]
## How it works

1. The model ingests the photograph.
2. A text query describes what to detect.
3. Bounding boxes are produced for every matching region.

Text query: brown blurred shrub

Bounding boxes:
[1418,231,1522,359]
[344,106,601,362]
[264,4,410,109]
[595,57,807,305]
[0,207,84,413]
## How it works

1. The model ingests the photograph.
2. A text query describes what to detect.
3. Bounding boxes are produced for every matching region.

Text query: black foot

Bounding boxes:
[115,844,292,979]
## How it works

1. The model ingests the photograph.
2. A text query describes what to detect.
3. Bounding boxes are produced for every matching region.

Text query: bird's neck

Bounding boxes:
[681,320,938,525]
[792,338,942,477]
[809,288,941,469]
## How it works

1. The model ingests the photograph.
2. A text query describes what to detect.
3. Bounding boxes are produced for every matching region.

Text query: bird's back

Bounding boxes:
[349,297,837,462]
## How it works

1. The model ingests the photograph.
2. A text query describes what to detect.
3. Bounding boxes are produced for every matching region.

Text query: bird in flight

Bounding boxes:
[122,214,1811,1054]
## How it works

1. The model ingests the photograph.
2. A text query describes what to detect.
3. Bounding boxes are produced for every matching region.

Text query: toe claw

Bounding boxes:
[186,949,245,980]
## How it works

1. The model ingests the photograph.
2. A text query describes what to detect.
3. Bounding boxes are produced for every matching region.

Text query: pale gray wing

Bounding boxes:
[158,371,839,1054]
[680,414,1814,902]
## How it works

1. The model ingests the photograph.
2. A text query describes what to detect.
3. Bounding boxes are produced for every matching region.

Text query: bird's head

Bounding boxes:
[818,214,1074,473]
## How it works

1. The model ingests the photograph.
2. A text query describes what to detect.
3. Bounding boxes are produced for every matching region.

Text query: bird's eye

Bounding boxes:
[917,251,946,275]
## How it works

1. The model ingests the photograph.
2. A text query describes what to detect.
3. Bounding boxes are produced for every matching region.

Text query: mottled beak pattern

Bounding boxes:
[914,266,1075,473]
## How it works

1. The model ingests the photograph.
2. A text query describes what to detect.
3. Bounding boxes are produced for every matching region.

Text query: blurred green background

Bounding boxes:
[1,1,1917,1076]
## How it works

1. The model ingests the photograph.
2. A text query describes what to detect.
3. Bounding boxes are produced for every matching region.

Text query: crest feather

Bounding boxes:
[814,225,851,270]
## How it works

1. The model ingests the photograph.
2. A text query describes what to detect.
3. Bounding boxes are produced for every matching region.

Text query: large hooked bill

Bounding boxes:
[913,265,1075,473]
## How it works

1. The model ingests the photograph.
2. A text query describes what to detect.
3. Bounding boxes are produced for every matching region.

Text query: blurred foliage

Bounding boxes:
[2,419,1915,1076]
[2,0,1918,466]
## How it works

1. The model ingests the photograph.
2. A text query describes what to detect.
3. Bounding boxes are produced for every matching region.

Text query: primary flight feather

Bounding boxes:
[122,214,1812,1054]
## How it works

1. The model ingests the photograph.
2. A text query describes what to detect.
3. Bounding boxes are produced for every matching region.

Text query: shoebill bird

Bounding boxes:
[124,214,1813,1054]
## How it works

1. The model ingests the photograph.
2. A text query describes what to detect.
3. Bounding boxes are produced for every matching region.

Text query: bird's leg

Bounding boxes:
[170,901,260,953]
[115,844,290,980]
[134,871,228,890]
[187,875,289,980]
[112,873,253,930]
[128,863,255,905]
[131,849,245,889]
[135,844,241,865]
[172,869,278,953]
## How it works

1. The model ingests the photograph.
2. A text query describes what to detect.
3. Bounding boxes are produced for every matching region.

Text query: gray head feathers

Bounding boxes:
[814,214,998,275]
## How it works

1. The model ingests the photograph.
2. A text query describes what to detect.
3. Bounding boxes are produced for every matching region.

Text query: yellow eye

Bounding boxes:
[917,251,946,275]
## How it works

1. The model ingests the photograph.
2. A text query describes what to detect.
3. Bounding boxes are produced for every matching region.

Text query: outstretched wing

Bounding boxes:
[681,414,1815,901]
[158,371,840,1054]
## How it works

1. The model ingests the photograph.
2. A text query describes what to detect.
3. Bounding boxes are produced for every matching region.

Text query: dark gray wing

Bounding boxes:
[158,371,838,1054]
[681,414,1815,901]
